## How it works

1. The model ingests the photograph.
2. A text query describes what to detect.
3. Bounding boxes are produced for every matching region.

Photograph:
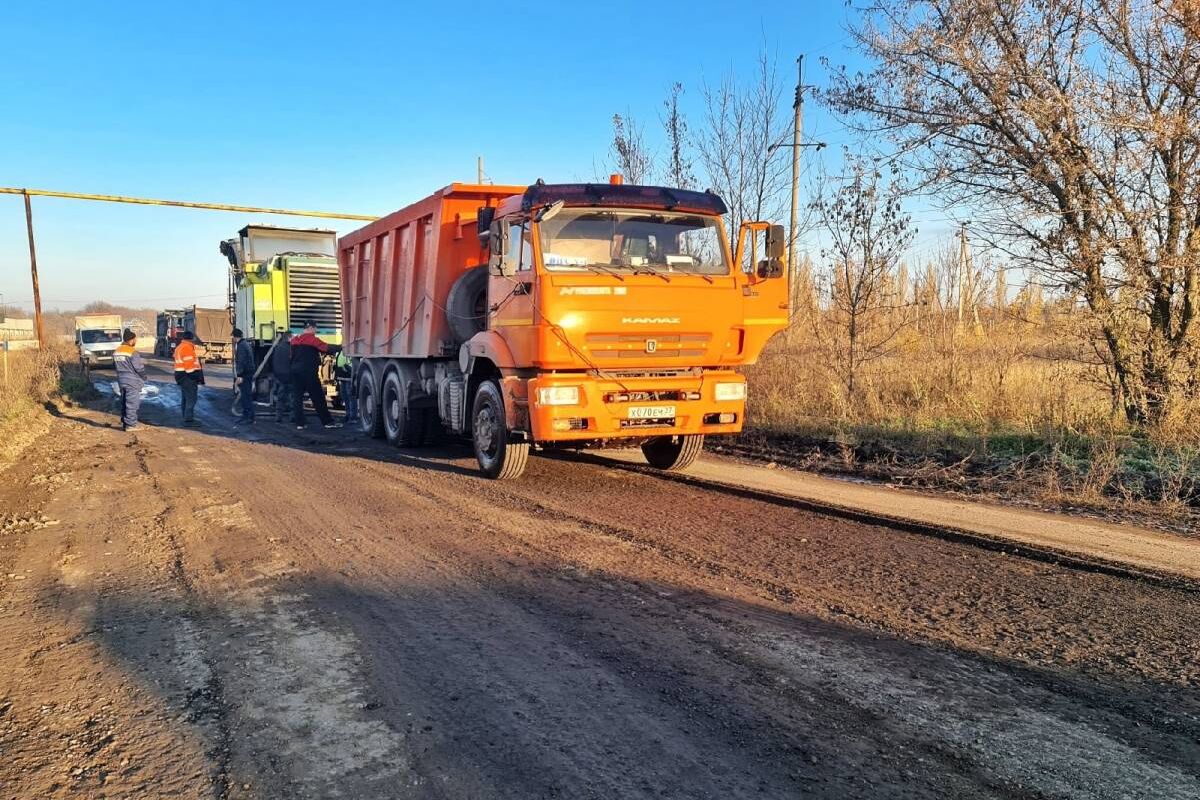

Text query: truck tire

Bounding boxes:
[471,379,529,479]
[445,265,489,343]
[381,369,426,447]
[641,435,704,471]
[358,368,385,439]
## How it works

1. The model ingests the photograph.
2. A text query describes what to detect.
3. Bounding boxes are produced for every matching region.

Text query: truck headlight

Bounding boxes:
[714,382,746,401]
[537,386,581,406]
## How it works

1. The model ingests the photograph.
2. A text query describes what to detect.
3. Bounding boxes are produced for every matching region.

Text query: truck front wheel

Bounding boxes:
[358,368,385,439]
[471,380,529,479]
[641,435,704,471]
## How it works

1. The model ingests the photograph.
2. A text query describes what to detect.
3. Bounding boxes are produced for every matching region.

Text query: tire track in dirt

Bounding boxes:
[216,446,1200,797]
[131,439,235,799]
[5,410,1200,798]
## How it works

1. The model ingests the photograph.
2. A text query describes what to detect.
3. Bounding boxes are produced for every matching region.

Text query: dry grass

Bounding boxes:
[741,314,1200,524]
[0,343,98,458]
[0,346,66,422]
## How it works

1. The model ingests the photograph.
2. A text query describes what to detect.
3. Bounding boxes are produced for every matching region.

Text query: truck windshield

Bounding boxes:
[538,209,728,276]
[81,329,122,344]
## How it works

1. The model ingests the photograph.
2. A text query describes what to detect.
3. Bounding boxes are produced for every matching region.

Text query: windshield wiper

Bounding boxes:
[632,265,671,283]
[582,263,626,281]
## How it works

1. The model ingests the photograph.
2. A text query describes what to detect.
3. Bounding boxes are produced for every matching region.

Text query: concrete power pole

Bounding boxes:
[788,56,804,286]
[477,156,485,185]
[957,223,968,331]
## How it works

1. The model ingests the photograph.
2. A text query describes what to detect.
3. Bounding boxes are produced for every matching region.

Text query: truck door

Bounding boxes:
[489,219,537,361]
[736,224,790,356]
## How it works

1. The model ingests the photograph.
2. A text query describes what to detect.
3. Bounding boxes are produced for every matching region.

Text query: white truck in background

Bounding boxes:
[75,314,123,369]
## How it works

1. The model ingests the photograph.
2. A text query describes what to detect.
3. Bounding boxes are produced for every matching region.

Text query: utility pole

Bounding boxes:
[767,56,823,321]
[789,56,804,280]
[957,223,968,331]
[477,156,485,184]
[22,191,46,349]
[957,222,980,334]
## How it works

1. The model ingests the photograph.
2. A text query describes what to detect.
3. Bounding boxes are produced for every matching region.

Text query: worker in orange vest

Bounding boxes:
[173,330,205,427]
[113,328,147,431]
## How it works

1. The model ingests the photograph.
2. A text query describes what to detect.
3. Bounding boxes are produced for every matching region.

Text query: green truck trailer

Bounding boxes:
[221,224,343,397]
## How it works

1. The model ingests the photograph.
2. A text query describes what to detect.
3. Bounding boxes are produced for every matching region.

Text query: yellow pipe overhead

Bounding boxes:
[0,186,378,221]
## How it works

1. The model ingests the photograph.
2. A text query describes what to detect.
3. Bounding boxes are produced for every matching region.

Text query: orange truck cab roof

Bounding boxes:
[507,182,728,217]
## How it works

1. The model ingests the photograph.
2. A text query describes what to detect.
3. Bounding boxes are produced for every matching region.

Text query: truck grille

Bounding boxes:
[287,262,342,331]
[585,332,710,360]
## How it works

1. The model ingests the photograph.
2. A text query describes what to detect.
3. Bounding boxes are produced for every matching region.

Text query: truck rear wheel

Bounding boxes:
[641,435,704,471]
[381,369,426,447]
[472,379,529,479]
[358,368,385,439]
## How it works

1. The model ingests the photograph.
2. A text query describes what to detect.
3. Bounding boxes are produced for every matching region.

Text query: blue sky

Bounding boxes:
[0,0,906,313]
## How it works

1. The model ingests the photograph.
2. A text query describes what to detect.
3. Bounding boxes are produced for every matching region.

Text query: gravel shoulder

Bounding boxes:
[0,378,1197,798]
[601,449,1200,583]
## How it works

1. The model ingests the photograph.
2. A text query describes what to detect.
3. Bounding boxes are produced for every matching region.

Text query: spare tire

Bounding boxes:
[445,265,489,343]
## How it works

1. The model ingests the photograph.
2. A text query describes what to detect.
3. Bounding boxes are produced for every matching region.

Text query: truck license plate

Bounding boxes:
[627,405,675,419]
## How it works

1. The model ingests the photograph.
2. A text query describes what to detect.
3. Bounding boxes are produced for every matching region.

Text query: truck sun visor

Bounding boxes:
[521,183,728,216]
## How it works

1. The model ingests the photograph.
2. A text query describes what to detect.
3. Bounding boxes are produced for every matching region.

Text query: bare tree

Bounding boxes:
[813,158,916,399]
[609,112,654,185]
[660,82,695,189]
[827,0,1200,425]
[696,50,791,247]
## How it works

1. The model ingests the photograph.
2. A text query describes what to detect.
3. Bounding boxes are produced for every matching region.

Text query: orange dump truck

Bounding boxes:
[338,177,788,478]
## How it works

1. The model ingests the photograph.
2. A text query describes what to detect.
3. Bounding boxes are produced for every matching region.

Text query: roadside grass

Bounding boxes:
[740,330,1200,527]
[0,345,67,464]
[0,346,65,422]
[0,344,100,457]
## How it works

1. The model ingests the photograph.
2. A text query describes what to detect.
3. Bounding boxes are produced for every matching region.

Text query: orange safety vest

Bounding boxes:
[174,340,200,373]
[114,343,136,359]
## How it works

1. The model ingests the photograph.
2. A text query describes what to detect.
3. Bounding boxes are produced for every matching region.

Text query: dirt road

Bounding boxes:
[1,372,1198,799]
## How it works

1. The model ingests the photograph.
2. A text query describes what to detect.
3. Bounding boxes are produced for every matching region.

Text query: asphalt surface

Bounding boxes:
[0,363,1196,798]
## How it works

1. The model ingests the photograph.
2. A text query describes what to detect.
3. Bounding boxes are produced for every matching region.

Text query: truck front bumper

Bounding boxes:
[524,371,746,443]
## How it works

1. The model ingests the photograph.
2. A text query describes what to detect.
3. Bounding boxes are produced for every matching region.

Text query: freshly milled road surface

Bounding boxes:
[0,375,1196,799]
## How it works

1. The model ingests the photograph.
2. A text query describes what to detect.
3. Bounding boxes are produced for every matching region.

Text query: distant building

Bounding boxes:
[0,318,38,350]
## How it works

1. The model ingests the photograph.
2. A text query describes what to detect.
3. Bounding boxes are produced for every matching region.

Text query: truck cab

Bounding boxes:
[74,313,126,369]
[463,180,788,475]
[77,328,123,367]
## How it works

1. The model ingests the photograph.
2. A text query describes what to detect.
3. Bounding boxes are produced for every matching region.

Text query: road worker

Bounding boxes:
[232,327,256,425]
[335,349,357,425]
[269,330,293,423]
[113,328,147,431]
[173,330,204,427]
[289,321,339,430]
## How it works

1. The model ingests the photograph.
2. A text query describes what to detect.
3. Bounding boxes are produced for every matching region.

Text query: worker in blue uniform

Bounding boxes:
[113,328,147,431]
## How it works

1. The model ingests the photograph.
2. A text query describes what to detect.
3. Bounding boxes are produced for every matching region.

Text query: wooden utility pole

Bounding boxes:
[22,191,46,348]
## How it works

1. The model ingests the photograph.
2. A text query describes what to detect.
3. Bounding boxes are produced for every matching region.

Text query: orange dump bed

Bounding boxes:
[339,183,525,359]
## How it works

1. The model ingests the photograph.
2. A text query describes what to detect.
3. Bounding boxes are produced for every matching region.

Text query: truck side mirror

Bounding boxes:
[477,206,496,246]
[759,224,786,278]
[488,221,512,276]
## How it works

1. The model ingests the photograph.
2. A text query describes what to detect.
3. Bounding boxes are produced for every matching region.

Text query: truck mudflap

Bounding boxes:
[522,371,746,443]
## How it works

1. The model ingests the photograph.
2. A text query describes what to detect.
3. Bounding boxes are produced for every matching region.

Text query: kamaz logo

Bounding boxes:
[621,317,680,324]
